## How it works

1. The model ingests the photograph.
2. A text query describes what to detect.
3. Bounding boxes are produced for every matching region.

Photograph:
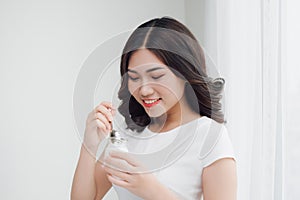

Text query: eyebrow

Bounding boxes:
[128,66,165,74]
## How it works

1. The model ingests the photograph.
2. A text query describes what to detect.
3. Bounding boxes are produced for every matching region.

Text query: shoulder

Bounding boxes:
[196,118,236,168]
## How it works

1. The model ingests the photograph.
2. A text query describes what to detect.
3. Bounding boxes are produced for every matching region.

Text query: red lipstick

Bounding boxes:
[142,98,161,108]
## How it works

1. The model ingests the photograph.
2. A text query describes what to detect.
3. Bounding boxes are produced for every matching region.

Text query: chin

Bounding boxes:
[145,107,166,118]
[147,112,165,118]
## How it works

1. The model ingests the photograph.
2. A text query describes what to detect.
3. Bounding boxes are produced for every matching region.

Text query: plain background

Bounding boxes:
[0,0,200,199]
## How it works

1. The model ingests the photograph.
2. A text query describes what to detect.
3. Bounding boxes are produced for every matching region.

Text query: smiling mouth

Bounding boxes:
[142,98,161,107]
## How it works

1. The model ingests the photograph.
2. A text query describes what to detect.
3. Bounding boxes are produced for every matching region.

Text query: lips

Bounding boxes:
[142,98,161,108]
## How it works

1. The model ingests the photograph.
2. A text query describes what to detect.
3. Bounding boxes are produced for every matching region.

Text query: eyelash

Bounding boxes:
[128,74,165,81]
[128,76,139,81]
[151,74,164,80]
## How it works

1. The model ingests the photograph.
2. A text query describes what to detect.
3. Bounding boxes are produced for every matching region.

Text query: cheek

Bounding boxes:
[127,81,139,96]
[177,82,186,97]
[167,87,184,100]
[175,77,186,93]
[162,79,186,99]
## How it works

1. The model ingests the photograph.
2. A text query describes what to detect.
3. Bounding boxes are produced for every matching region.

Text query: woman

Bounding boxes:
[71,17,237,200]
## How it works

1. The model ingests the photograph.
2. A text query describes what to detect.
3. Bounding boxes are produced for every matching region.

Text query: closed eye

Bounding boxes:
[128,75,139,81]
[152,74,165,80]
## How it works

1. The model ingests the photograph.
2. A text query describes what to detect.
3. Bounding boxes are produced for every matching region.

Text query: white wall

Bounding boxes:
[0,1,185,199]
[185,0,216,61]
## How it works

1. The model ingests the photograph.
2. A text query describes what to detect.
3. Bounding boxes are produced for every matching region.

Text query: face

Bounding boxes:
[127,49,186,118]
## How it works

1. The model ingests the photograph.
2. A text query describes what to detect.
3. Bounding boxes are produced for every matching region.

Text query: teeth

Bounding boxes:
[144,99,159,104]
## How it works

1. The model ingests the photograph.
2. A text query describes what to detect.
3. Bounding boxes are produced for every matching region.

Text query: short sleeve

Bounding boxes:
[198,123,235,168]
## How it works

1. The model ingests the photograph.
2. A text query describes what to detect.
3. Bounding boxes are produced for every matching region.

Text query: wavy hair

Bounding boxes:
[118,17,225,132]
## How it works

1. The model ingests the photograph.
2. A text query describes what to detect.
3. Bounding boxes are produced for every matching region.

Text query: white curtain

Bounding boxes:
[186,0,285,199]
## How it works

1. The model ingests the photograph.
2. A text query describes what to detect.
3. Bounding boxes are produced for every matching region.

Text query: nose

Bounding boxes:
[139,83,154,97]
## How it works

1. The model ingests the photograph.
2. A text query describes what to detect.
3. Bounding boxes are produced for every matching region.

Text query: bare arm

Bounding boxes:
[94,158,112,199]
[202,158,237,200]
[71,102,115,199]
[71,145,112,200]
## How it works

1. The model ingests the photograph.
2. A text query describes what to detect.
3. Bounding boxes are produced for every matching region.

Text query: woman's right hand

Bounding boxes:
[83,101,115,153]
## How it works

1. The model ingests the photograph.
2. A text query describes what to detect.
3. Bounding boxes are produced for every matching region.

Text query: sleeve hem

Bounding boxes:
[201,155,236,168]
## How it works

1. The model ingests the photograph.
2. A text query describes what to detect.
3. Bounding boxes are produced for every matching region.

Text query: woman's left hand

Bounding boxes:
[102,150,174,200]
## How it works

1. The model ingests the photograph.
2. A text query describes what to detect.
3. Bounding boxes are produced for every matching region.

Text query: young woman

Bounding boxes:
[71,17,237,200]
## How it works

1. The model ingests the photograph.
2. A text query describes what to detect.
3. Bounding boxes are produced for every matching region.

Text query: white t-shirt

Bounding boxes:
[113,116,235,200]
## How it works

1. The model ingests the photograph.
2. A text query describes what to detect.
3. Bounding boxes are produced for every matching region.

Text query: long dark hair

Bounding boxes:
[118,17,225,132]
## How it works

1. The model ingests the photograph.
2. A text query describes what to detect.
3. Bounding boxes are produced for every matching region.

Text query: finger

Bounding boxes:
[109,150,142,167]
[107,174,130,188]
[107,107,117,117]
[101,102,117,116]
[100,101,114,110]
[100,102,117,115]
[90,119,107,131]
[95,105,113,122]
[104,155,134,173]
[87,120,109,139]
[95,113,111,130]
[104,166,132,182]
